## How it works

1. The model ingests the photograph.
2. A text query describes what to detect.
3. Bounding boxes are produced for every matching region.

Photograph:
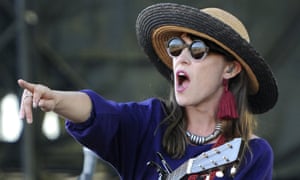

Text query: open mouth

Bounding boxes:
[176,71,190,92]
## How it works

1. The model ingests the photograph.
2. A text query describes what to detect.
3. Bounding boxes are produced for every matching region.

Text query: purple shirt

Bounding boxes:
[66,90,273,180]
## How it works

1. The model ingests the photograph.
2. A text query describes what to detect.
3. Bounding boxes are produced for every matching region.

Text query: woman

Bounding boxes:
[18,3,278,180]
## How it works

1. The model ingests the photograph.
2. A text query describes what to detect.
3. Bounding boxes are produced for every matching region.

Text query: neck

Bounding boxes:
[185,106,218,136]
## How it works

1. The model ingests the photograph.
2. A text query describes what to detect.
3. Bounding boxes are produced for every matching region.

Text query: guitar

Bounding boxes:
[165,138,244,180]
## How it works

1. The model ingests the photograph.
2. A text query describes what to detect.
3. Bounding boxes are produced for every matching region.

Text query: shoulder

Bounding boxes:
[248,137,273,155]
[234,137,274,179]
[244,137,274,169]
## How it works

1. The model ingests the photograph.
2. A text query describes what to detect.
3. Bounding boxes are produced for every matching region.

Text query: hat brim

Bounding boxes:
[136,3,278,114]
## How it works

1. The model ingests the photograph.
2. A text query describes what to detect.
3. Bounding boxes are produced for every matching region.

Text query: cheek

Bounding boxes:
[192,73,223,103]
[193,64,225,90]
[196,74,221,92]
[201,58,227,79]
[196,63,224,80]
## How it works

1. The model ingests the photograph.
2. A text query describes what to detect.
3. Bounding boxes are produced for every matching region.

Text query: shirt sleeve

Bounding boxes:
[65,89,165,174]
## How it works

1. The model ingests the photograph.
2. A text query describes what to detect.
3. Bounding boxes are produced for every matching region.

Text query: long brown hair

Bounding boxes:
[160,68,256,159]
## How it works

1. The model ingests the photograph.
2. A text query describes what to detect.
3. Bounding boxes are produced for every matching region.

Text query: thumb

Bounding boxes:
[38,99,56,112]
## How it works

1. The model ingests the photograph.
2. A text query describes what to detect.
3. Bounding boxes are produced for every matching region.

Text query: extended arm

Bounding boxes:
[18,79,92,124]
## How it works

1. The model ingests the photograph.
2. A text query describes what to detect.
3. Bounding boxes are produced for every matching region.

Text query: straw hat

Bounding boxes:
[136,3,278,114]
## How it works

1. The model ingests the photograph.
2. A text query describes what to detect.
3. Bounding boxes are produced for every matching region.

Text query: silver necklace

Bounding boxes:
[186,121,223,145]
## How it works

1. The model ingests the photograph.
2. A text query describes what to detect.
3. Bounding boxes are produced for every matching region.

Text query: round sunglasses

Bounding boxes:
[167,37,209,60]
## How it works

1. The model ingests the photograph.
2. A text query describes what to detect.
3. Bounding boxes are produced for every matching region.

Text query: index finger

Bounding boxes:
[18,79,36,93]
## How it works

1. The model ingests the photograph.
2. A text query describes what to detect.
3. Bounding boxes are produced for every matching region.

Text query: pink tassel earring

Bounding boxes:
[217,79,239,120]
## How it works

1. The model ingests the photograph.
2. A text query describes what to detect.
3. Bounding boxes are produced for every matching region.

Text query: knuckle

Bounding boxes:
[35,84,50,93]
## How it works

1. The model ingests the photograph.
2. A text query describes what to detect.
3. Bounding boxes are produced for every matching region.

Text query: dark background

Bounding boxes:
[0,0,299,179]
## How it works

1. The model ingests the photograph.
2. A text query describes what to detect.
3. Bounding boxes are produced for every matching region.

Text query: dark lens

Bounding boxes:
[168,38,185,57]
[190,40,207,59]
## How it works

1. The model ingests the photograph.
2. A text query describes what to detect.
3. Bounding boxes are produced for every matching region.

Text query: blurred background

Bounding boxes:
[0,0,299,179]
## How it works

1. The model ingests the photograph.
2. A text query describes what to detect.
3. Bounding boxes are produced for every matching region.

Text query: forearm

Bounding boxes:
[53,90,92,123]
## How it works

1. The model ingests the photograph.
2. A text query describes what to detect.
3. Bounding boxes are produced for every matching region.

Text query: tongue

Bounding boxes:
[178,80,189,92]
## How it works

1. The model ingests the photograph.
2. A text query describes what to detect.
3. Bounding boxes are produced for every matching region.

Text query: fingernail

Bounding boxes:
[19,113,24,120]
[33,102,37,108]
[27,118,33,124]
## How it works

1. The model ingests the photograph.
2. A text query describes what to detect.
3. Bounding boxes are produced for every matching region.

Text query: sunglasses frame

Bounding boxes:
[167,37,209,61]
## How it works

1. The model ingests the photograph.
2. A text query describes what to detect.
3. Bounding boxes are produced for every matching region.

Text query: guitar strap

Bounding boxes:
[187,135,226,180]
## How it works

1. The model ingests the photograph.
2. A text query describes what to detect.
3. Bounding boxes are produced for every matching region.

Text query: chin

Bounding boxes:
[175,96,189,107]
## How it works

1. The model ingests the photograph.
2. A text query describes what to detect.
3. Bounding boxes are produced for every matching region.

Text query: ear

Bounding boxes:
[223,61,242,79]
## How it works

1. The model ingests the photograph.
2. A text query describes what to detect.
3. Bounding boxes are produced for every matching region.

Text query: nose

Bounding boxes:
[174,48,192,65]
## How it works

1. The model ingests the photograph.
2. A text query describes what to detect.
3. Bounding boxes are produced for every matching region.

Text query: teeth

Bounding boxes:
[178,72,185,76]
